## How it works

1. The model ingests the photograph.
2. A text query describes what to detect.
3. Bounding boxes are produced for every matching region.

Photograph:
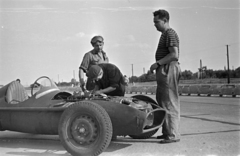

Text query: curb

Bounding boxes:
[126,84,240,98]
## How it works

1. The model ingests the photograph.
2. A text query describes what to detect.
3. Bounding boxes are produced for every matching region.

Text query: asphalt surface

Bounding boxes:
[0,94,239,156]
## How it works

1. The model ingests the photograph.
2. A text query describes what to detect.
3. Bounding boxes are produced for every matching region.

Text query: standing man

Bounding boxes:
[79,36,109,91]
[150,9,181,144]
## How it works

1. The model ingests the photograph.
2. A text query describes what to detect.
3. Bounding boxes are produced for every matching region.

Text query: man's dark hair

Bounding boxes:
[153,9,170,21]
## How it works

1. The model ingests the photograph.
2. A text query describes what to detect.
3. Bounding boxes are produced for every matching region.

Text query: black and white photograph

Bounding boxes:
[0,0,239,156]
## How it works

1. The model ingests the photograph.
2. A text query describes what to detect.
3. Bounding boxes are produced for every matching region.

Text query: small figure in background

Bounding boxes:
[123,75,129,86]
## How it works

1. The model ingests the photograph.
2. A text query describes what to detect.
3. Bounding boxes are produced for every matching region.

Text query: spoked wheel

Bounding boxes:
[70,115,98,145]
[58,101,113,156]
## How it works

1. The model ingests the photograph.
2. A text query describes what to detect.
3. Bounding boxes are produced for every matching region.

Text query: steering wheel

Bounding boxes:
[31,76,51,96]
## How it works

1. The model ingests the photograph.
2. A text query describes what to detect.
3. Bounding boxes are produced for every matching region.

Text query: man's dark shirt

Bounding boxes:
[96,63,125,96]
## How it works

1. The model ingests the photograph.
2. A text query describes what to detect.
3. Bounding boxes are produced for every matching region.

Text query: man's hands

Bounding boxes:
[80,83,86,92]
[93,90,102,95]
[79,68,86,92]
[150,47,178,73]
[73,90,91,98]
[83,90,92,98]
[150,62,159,73]
[92,87,115,95]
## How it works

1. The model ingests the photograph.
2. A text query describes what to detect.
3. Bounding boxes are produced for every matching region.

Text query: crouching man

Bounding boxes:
[86,63,125,96]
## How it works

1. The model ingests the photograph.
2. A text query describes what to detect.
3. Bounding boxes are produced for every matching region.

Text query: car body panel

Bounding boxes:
[0,99,148,136]
[0,76,166,137]
[0,109,62,134]
[86,100,147,136]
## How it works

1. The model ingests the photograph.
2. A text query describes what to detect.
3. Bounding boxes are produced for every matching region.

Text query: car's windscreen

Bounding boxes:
[33,77,58,95]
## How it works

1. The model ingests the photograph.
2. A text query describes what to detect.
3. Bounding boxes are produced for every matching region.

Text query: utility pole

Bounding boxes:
[200,59,202,79]
[73,70,76,86]
[143,68,145,74]
[226,45,230,84]
[131,64,134,85]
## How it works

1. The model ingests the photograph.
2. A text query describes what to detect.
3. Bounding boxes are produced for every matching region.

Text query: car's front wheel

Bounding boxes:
[58,101,112,156]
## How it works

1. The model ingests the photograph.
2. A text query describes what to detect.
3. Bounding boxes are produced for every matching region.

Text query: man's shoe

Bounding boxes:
[156,135,168,139]
[159,138,180,144]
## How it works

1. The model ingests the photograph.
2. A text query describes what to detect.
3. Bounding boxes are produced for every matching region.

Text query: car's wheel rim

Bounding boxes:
[70,115,98,146]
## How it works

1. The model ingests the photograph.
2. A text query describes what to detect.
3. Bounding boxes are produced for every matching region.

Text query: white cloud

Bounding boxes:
[91,6,156,12]
[76,32,85,38]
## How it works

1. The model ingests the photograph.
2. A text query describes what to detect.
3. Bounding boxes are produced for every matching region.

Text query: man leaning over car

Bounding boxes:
[86,63,125,96]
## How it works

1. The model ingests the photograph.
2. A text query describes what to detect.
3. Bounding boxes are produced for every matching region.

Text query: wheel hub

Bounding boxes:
[79,127,86,133]
[70,115,98,145]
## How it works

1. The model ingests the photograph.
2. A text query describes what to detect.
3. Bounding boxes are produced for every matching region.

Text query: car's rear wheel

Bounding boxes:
[58,101,112,156]
[129,95,160,139]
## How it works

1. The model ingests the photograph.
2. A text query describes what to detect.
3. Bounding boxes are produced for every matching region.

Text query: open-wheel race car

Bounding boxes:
[0,76,166,156]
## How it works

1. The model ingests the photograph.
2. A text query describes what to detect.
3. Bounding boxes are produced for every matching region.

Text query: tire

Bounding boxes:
[129,95,159,139]
[58,101,113,156]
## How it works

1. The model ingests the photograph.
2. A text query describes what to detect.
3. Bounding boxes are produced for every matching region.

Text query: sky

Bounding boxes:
[0,0,239,86]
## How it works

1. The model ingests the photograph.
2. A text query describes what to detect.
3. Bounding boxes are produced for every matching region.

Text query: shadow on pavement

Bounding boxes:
[111,137,158,143]
[0,137,69,156]
[181,115,240,126]
[181,129,240,136]
[0,133,132,156]
[7,151,70,156]
[105,142,132,152]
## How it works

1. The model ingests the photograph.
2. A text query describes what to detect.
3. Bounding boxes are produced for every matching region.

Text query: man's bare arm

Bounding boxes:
[150,47,178,73]
[79,68,86,91]
[157,47,178,65]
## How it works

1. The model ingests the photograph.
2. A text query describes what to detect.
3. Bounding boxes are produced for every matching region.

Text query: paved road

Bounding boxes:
[0,95,239,156]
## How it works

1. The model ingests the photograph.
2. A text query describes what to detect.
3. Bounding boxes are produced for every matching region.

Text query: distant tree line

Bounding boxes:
[57,78,77,87]
[129,67,240,83]
[55,67,240,86]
